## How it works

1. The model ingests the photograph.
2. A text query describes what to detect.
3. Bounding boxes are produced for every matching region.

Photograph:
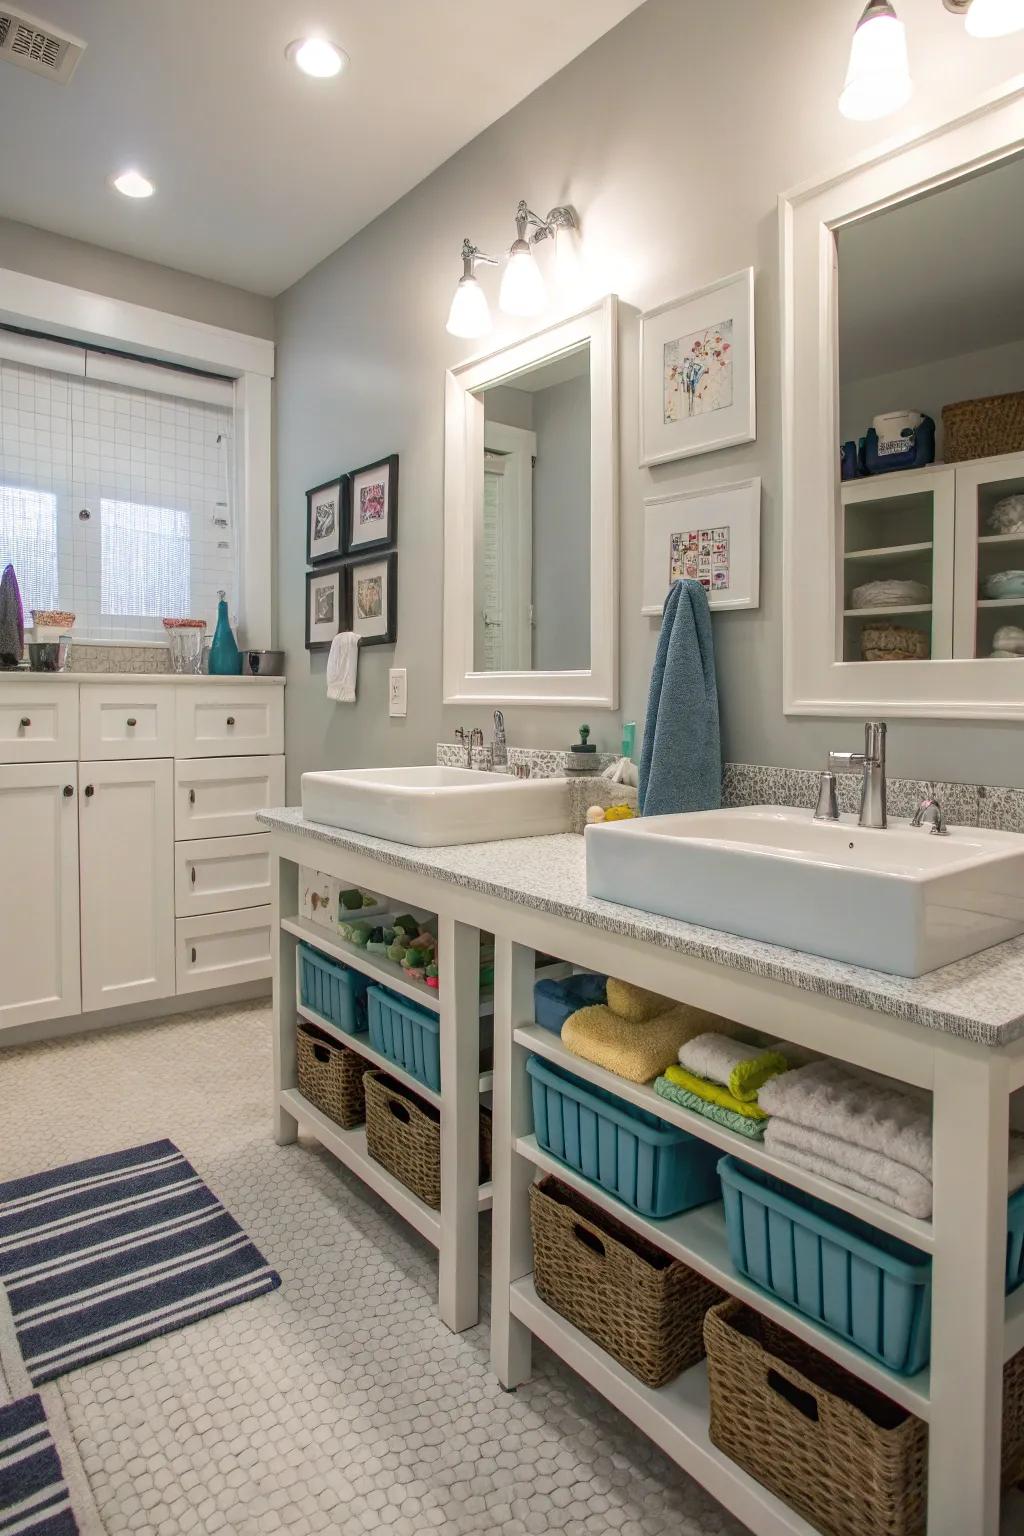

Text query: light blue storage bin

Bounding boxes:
[526,1055,721,1219]
[299,943,371,1035]
[367,985,441,1092]
[718,1156,932,1375]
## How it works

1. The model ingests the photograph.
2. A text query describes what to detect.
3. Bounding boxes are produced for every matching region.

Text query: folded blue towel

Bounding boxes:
[638,578,721,817]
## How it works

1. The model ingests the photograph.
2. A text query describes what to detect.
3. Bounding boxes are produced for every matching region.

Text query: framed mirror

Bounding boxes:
[443,295,617,707]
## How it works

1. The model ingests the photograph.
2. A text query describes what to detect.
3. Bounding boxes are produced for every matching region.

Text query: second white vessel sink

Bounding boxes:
[585,804,1024,976]
[301,765,570,848]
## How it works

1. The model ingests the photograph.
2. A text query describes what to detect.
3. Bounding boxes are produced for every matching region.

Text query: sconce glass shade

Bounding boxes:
[499,241,547,317]
[446,275,492,339]
[965,0,1024,35]
[839,2,912,121]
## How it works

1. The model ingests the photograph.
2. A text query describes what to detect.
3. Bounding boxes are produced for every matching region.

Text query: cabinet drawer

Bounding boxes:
[175,685,283,758]
[80,686,175,759]
[176,908,273,994]
[175,833,272,917]
[0,683,78,762]
[175,755,284,839]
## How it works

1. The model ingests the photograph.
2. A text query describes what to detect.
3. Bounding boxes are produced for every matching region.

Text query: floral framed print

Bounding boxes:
[347,550,397,646]
[346,454,399,554]
[306,475,348,564]
[639,268,755,466]
[305,562,347,650]
[641,476,761,613]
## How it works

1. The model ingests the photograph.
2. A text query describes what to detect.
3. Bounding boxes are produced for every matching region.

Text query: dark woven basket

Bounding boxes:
[943,391,1024,463]
[1004,1345,1024,1487]
[364,1070,442,1207]
[296,1022,367,1130]
[529,1176,724,1388]
[479,1104,492,1183]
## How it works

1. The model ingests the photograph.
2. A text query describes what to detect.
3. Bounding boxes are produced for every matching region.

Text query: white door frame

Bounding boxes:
[0,265,275,647]
[482,421,536,670]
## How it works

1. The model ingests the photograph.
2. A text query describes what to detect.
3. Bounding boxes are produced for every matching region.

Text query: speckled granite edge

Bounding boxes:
[258,807,1024,1049]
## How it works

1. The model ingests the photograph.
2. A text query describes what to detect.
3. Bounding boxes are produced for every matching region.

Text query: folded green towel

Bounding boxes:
[654,1076,766,1140]
[664,1063,767,1121]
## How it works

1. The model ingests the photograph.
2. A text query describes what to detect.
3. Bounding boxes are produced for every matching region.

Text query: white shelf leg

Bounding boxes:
[928,1045,1009,1534]
[272,853,298,1146]
[491,936,536,1389]
[438,916,481,1332]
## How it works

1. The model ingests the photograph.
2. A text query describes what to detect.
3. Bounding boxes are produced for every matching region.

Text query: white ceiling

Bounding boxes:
[0,0,644,297]
[838,153,1024,381]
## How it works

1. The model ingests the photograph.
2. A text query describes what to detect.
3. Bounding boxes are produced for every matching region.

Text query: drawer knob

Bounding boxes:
[19,717,30,729]
[191,947,197,963]
[63,784,74,798]
[188,788,196,805]
[226,716,236,727]
[84,784,94,798]
[126,717,137,728]
[191,866,197,885]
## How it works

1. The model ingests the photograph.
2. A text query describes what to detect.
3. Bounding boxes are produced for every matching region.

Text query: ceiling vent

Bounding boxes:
[0,5,85,83]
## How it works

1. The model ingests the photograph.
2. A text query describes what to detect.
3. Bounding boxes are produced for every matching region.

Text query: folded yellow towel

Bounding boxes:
[604,978,674,1023]
[664,1063,767,1121]
[562,1002,740,1084]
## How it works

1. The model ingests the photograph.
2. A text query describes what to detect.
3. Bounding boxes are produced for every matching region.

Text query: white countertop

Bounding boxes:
[258,805,1024,1049]
[0,672,284,685]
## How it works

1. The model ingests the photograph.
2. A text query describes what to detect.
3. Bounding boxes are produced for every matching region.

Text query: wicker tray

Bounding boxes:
[530,1176,724,1388]
[296,1022,368,1130]
[943,391,1024,463]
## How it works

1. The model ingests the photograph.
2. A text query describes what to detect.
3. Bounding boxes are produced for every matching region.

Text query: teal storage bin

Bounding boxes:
[718,1156,932,1376]
[299,942,371,1035]
[526,1055,721,1219]
[368,985,441,1092]
[1008,1185,1024,1294]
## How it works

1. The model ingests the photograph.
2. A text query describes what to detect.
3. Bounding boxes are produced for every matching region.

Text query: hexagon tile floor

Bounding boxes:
[0,1001,750,1536]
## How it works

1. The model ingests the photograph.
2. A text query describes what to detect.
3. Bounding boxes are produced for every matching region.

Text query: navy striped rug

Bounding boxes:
[0,1140,280,1385]
[0,1393,77,1534]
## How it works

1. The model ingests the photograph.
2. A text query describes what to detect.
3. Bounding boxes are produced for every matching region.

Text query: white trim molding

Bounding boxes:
[780,80,1024,720]
[443,295,619,709]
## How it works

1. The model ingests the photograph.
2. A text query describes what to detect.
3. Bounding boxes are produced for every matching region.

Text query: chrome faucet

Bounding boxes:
[492,709,508,770]
[911,796,948,836]
[815,720,888,830]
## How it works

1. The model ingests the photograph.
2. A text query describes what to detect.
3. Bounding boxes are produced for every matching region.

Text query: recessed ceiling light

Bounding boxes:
[287,37,348,78]
[112,169,155,199]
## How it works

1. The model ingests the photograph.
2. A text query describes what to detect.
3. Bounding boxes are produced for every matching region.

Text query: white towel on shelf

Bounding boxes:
[326,632,359,703]
[763,1119,934,1217]
[758,1057,932,1179]
[678,1032,776,1086]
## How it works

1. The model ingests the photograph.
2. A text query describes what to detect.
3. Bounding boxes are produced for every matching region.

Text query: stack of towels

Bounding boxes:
[561,979,742,1084]
[655,1034,791,1142]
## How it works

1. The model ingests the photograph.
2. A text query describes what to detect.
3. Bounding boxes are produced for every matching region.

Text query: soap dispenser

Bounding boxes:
[208,591,242,676]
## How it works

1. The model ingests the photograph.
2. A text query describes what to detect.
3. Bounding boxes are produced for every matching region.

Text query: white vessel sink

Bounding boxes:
[585,804,1024,976]
[301,765,570,848]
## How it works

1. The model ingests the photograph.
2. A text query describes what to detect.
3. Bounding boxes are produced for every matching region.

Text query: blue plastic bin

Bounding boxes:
[534,973,607,1035]
[718,1156,932,1375]
[526,1055,721,1219]
[367,985,441,1092]
[1008,1185,1024,1295]
[299,943,371,1035]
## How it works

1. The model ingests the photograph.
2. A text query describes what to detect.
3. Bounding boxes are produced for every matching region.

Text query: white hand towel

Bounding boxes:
[758,1058,932,1179]
[326,632,359,703]
[678,1032,776,1086]
[763,1119,934,1218]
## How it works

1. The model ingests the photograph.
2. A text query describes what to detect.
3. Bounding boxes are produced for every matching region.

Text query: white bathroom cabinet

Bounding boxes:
[0,676,284,1037]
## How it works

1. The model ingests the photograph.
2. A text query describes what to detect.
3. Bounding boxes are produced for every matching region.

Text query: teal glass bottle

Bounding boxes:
[208,594,241,675]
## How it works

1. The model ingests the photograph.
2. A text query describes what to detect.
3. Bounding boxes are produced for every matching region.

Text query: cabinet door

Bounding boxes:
[0,763,81,1030]
[175,685,284,758]
[174,755,284,839]
[176,908,273,994]
[952,452,1024,658]
[174,833,272,917]
[79,758,174,1012]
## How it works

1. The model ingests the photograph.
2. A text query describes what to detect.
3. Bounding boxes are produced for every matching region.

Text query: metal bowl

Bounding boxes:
[243,649,284,676]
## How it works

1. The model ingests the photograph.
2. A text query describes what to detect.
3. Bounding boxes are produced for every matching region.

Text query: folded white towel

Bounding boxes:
[758,1058,932,1180]
[326,632,359,703]
[678,1033,777,1087]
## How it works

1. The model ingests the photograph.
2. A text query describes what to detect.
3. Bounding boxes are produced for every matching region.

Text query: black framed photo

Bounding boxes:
[346,454,398,554]
[347,550,397,646]
[306,475,348,564]
[305,562,347,650]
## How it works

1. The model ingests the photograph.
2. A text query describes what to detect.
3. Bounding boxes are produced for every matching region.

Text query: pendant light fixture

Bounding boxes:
[445,199,579,336]
[446,240,497,339]
[839,1,913,121]
[962,0,1024,35]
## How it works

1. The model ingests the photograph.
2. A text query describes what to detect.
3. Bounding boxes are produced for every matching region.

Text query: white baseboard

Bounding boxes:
[0,980,270,1049]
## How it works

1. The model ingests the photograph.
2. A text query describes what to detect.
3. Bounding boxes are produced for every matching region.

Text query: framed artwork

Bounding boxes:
[641,477,761,613]
[306,475,348,564]
[346,453,399,553]
[305,562,347,650]
[347,550,397,646]
[639,268,755,466]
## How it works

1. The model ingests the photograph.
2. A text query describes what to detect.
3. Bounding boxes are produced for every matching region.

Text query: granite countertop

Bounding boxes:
[259,806,1024,1049]
[0,672,285,685]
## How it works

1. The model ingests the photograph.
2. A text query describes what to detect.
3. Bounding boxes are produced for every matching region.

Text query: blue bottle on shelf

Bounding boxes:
[208,593,241,675]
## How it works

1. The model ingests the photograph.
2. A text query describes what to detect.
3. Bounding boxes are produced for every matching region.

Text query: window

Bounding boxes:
[101,500,190,619]
[0,486,58,612]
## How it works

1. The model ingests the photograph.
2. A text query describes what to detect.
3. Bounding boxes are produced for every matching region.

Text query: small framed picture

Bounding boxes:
[641,476,761,613]
[347,551,397,646]
[306,476,348,564]
[305,563,347,650]
[346,454,398,553]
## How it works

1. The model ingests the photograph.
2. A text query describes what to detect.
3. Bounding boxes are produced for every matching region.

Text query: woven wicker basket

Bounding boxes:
[705,1298,928,1536]
[943,392,1024,463]
[296,1022,367,1130]
[363,1071,493,1208]
[530,1176,724,1388]
[1004,1345,1024,1487]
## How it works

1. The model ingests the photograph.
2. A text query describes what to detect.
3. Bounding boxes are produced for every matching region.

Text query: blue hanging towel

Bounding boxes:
[638,578,721,817]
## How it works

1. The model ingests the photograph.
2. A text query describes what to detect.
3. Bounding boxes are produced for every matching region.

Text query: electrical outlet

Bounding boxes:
[388,667,407,718]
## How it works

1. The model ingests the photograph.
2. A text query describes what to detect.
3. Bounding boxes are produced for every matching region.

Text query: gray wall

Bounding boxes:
[274,0,1024,799]
[0,216,274,339]
[532,374,590,673]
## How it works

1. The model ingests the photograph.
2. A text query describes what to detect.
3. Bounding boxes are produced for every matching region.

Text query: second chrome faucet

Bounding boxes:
[815,720,887,829]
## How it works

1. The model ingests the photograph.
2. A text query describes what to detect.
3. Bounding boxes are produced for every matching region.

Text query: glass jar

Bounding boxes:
[163,620,206,674]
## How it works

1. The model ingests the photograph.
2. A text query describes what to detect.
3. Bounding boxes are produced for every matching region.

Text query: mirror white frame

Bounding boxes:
[780,81,1024,720]
[443,295,618,707]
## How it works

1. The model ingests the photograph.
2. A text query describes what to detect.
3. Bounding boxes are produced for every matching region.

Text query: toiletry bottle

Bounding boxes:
[621,721,636,762]
[208,591,242,675]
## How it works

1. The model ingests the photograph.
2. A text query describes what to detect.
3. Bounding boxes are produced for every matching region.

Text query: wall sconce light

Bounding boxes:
[445,197,579,337]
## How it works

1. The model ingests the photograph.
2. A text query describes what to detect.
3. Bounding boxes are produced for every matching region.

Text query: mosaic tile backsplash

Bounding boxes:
[68,643,172,674]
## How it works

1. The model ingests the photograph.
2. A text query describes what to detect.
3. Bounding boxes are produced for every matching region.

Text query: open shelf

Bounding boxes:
[513,1025,934,1252]
[842,602,933,617]
[296,998,493,1107]
[843,540,933,562]
[979,533,1024,547]
[283,914,443,1012]
[978,597,1024,609]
